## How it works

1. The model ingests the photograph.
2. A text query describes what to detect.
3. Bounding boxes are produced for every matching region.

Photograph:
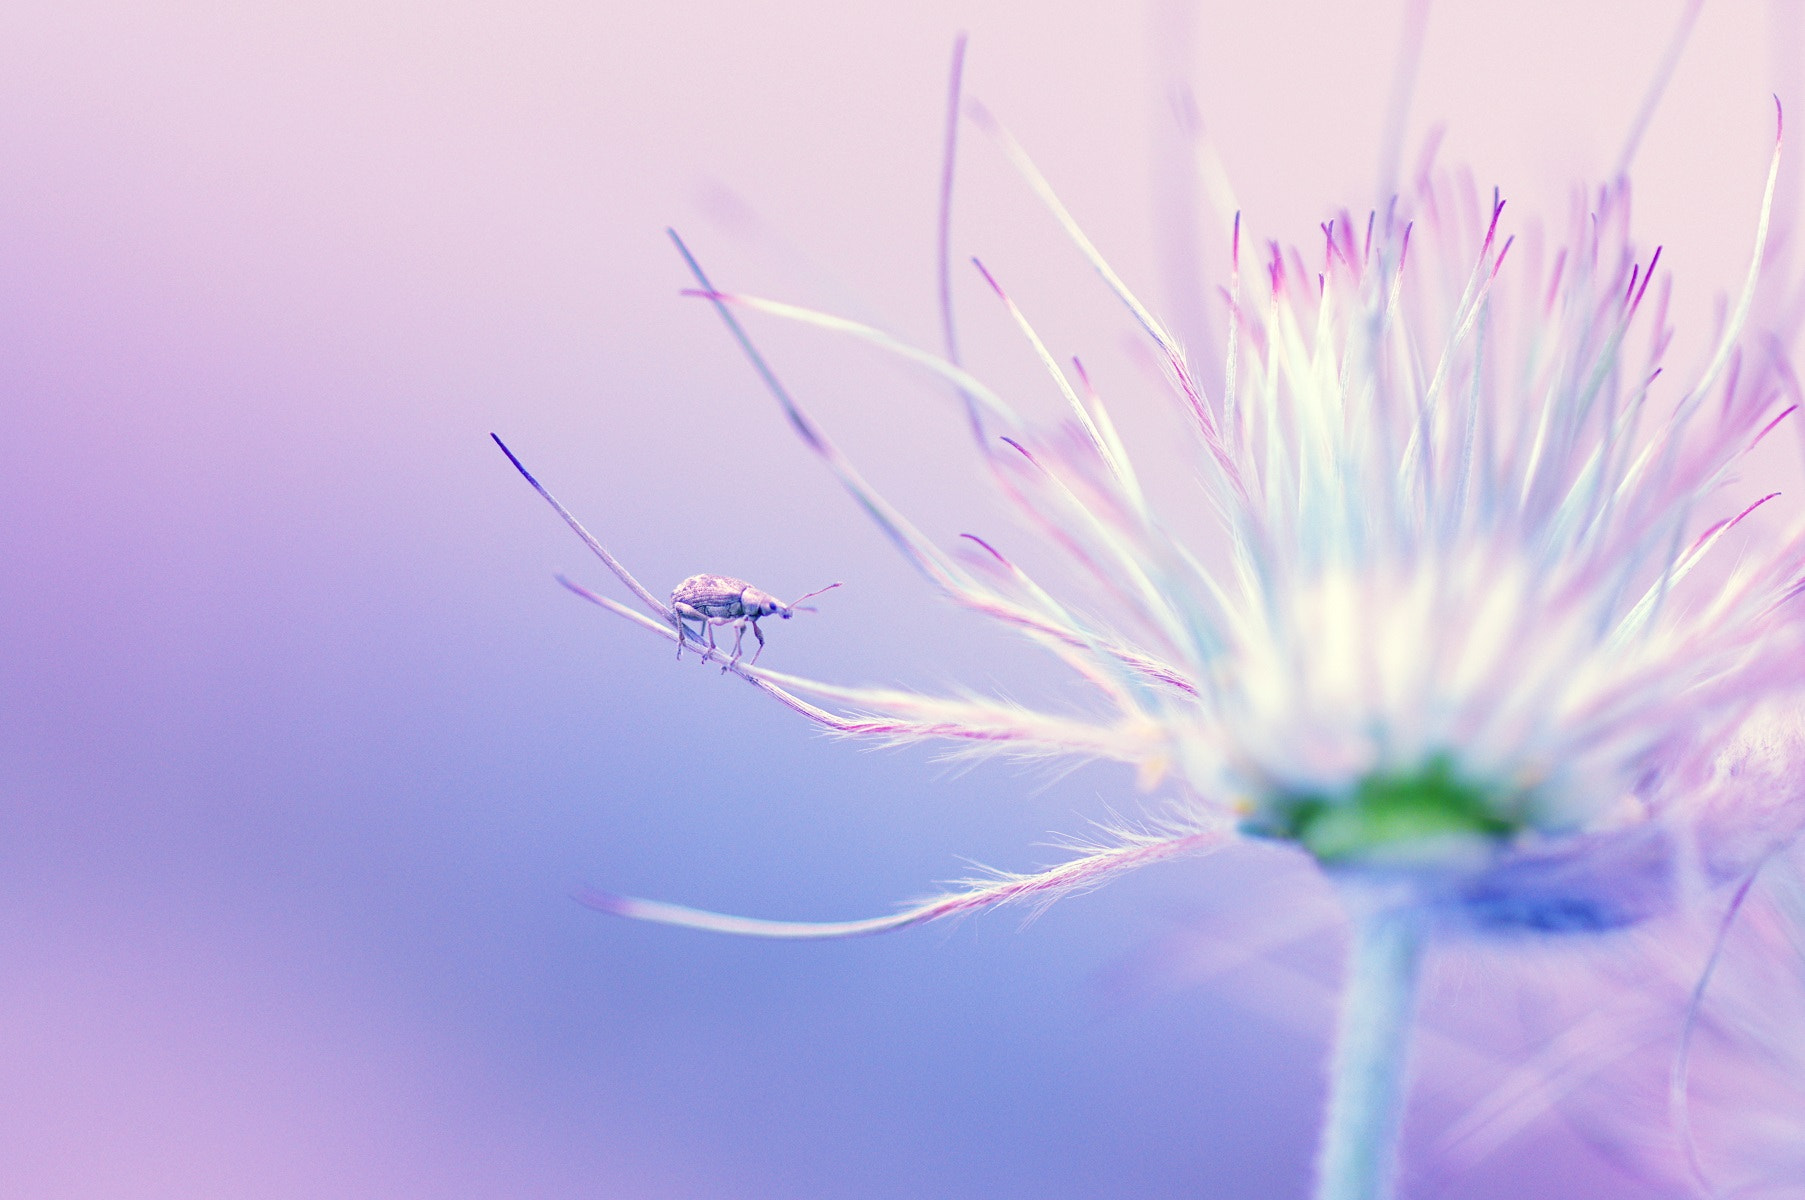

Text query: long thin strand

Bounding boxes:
[938,35,968,371]
[1615,0,1705,177]
[577,830,1224,939]
[1670,865,1764,1199]
[492,434,679,626]
[1375,0,1432,206]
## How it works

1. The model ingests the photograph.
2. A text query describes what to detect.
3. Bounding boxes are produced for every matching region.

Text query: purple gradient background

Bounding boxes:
[0,2,1792,1196]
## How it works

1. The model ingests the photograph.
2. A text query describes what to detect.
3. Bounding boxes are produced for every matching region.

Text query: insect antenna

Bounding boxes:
[787,581,843,612]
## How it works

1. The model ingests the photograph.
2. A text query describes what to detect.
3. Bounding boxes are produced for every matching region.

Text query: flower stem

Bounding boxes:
[1313,902,1425,1200]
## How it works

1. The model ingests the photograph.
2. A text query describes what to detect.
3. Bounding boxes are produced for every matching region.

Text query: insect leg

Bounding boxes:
[748,618,766,666]
[725,619,748,673]
[672,602,705,660]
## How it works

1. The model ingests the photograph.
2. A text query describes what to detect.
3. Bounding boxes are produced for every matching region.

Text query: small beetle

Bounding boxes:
[670,574,841,669]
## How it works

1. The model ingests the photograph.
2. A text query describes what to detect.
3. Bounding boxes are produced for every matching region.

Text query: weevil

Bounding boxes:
[670,575,841,669]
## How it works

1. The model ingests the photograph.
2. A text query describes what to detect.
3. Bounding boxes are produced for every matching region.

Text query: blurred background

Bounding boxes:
[0,1,1796,1196]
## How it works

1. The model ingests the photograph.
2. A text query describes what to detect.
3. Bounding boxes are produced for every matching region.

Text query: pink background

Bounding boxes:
[0,2,1793,1196]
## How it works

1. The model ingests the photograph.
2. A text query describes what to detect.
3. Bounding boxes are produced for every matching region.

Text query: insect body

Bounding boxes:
[670,575,841,669]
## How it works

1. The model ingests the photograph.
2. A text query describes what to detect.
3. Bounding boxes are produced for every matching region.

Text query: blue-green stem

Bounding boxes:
[1314,902,1426,1200]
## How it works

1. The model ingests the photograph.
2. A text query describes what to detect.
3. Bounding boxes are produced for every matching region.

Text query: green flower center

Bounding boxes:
[1249,754,1522,865]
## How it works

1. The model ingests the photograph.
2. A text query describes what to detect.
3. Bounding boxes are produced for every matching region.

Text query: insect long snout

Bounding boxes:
[740,589,782,618]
